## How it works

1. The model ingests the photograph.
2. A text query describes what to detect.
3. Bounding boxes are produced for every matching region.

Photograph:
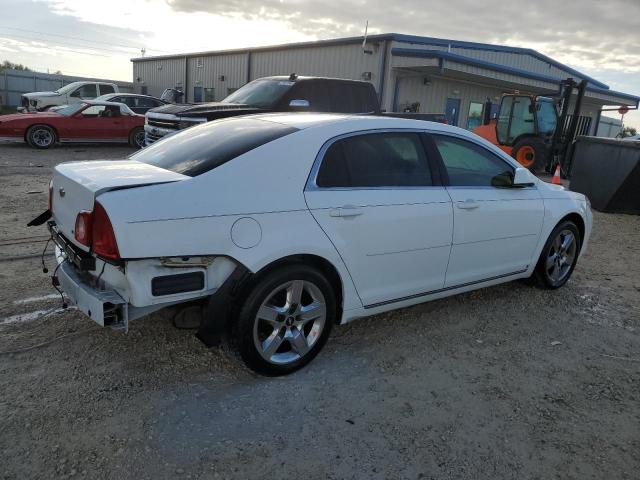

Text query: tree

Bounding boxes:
[0,60,31,72]
[621,126,637,138]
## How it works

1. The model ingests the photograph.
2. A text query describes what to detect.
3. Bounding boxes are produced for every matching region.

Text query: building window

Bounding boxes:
[204,88,215,102]
[466,102,484,130]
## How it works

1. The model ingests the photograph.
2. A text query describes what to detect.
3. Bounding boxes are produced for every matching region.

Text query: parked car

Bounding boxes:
[31,114,592,375]
[1,101,145,149]
[18,81,119,113]
[95,93,168,115]
[144,75,445,144]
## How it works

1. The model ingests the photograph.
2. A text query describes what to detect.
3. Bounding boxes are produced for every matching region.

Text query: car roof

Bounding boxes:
[249,112,458,133]
[97,93,160,99]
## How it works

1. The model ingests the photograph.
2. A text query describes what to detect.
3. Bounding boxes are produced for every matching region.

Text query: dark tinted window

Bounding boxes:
[327,82,376,113]
[130,117,298,177]
[432,134,513,186]
[317,132,432,187]
[99,84,116,95]
[284,81,331,112]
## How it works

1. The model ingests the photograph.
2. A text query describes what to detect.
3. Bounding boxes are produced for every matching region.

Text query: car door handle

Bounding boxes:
[329,206,364,217]
[456,199,480,210]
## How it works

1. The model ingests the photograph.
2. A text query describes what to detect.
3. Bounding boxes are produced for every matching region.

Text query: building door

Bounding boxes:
[193,86,203,103]
[445,98,461,126]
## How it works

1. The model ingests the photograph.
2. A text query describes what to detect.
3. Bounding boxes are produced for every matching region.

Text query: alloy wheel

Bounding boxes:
[545,229,577,283]
[252,279,327,365]
[31,128,53,147]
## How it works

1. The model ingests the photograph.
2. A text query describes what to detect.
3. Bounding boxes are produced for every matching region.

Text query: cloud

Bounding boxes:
[167,0,640,73]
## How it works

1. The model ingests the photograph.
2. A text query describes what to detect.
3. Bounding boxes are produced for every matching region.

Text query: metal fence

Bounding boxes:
[0,69,134,107]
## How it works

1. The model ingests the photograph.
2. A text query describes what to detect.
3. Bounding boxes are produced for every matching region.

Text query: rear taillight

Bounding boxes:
[74,211,92,246]
[92,202,120,260]
[73,202,120,260]
[48,180,53,212]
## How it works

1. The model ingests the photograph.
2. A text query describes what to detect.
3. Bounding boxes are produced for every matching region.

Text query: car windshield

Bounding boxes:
[222,79,293,108]
[54,82,83,95]
[536,98,558,135]
[130,117,298,176]
[56,103,87,116]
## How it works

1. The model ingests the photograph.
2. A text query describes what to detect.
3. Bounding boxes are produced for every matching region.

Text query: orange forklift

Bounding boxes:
[473,78,588,174]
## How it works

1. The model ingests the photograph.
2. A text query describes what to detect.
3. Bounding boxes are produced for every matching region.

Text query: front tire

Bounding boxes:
[129,127,145,149]
[230,264,336,376]
[513,137,547,173]
[26,125,56,149]
[532,220,581,289]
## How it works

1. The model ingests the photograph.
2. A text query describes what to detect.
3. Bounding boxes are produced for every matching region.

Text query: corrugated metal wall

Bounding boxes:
[133,57,186,98]
[395,75,505,129]
[0,69,133,106]
[187,53,248,102]
[250,43,383,88]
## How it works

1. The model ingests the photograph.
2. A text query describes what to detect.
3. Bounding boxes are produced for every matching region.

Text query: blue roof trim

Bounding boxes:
[132,31,614,93]
[391,48,639,105]
[389,33,609,90]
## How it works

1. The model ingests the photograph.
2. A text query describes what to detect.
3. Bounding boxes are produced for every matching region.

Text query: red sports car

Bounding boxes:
[0,101,145,149]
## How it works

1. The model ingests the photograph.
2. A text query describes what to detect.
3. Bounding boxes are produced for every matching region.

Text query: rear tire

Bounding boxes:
[229,264,336,376]
[129,127,145,149]
[531,220,581,289]
[26,125,56,149]
[513,137,547,173]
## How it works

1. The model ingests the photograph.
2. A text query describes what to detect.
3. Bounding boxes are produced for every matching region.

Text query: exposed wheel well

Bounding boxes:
[252,255,344,323]
[558,212,585,252]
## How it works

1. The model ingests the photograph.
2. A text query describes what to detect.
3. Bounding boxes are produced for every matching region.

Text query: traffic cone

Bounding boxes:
[551,165,562,185]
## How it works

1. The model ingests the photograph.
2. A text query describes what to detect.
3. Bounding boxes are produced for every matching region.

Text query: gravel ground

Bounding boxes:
[0,143,639,480]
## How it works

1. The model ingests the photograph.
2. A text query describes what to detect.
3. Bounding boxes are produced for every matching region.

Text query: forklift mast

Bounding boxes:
[548,78,588,175]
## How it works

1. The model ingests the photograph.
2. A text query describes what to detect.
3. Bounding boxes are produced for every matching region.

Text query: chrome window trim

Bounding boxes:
[305,128,440,192]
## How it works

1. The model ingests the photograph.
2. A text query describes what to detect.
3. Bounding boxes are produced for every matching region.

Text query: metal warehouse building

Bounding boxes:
[131,33,639,134]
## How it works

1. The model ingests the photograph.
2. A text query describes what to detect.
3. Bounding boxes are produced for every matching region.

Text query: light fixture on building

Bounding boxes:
[219,75,225,81]
[452,89,460,95]
[423,77,431,86]
[361,71,372,81]
[157,65,163,71]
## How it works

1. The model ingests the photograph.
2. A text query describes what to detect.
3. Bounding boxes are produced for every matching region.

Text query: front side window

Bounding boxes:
[432,134,513,187]
[130,117,298,177]
[316,132,432,188]
[536,99,558,135]
[71,84,98,98]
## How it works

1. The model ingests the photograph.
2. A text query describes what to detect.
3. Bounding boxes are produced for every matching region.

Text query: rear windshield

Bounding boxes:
[130,117,298,177]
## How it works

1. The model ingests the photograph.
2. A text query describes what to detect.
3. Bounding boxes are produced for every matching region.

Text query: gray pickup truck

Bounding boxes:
[144,75,445,145]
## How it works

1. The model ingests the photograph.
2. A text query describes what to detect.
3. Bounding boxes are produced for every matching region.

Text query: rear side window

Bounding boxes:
[432,134,513,186]
[316,132,432,187]
[130,117,298,177]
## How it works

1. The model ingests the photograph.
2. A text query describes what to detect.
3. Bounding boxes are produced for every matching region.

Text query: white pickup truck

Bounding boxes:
[18,81,119,112]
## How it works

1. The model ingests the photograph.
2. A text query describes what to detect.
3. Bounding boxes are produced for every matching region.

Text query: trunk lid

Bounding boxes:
[52,160,187,250]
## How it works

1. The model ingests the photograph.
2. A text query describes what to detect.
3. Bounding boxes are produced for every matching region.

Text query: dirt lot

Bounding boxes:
[1,143,639,480]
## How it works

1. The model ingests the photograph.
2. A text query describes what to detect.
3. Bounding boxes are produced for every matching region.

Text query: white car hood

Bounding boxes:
[23,91,61,98]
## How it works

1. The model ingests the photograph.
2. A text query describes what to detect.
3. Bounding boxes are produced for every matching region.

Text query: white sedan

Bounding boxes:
[34,114,592,375]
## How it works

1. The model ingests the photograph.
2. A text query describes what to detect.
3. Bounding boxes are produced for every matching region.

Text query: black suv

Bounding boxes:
[144,75,380,144]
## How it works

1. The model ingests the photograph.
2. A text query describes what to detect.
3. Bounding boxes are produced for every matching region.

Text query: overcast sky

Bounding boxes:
[1,0,638,126]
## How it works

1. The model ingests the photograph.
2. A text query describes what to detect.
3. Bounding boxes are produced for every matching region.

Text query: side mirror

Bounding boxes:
[289,99,310,109]
[513,167,535,187]
[491,167,535,188]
